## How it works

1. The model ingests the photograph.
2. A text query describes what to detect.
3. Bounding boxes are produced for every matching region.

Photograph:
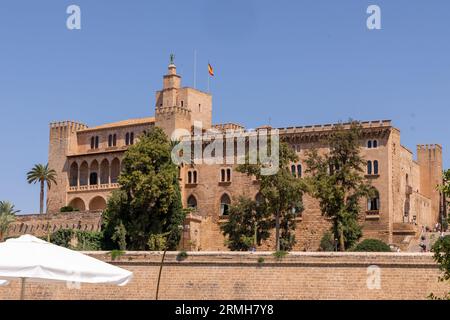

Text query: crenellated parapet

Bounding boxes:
[6,211,102,239]
[155,106,191,118]
[279,120,392,143]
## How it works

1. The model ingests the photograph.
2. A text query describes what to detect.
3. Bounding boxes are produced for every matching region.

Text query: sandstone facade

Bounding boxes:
[0,252,448,300]
[41,60,445,251]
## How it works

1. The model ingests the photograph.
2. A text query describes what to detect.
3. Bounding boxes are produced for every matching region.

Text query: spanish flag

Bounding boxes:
[208,63,214,77]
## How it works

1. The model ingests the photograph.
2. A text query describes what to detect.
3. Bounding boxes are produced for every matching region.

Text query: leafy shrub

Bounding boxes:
[49,229,104,250]
[177,250,188,261]
[319,231,335,252]
[109,250,125,261]
[49,229,75,247]
[59,206,79,213]
[257,257,265,264]
[272,250,288,261]
[352,239,391,252]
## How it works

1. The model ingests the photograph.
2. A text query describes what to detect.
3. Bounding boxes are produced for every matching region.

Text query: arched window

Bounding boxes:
[108,135,113,147]
[125,133,130,145]
[79,161,88,186]
[367,140,372,149]
[90,137,95,149]
[188,171,192,184]
[94,136,99,149]
[226,168,231,182]
[187,195,197,209]
[100,159,109,184]
[220,169,226,182]
[368,190,380,211]
[373,160,379,175]
[367,161,372,175]
[291,165,296,177]
[373,140,378,148]
[193,171,198,184]
[113,134,117,146]
[89,172,98,185]
[69,162,78,187]
[297,164,302,178]
[130,132,134,145]
[110,158,120,183]
[220,194,231,216]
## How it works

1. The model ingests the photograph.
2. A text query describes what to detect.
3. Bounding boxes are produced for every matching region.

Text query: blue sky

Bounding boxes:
[1,0,449,213]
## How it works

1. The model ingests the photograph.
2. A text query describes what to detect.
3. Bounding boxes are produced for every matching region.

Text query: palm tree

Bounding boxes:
[27,163,57,214]
[0,201,19,241]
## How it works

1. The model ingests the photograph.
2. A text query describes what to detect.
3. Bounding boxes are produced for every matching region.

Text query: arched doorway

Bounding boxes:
[68,198,86,211]
[89,196,107,211]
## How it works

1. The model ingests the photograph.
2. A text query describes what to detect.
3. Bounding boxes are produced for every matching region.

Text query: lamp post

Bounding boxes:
[155,225,183,300]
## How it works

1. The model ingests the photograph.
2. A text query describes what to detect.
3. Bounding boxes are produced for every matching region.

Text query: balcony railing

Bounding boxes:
[68,183,120,192]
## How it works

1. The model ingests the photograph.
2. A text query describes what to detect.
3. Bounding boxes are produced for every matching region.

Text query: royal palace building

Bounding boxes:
[45,60,445,251]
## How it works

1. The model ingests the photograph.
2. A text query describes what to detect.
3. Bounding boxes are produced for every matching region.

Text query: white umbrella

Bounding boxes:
[0,234,133,299]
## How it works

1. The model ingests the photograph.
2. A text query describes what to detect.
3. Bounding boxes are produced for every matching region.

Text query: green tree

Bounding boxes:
[0,201,19,241]
[221,196,272,251]
[237,141,304,251]
[439,169,450,197]
[26,163,57,214]
[438,169,450,230]
[103,127,185,250]
[305,121,373,251]
[431,235,450,299]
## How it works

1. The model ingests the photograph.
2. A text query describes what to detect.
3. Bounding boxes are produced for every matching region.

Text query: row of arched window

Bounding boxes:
[291,164,302,178]
[367,140,378,149]
[367,160,379,175]
[90,136,99,149]
[187,170,198,184]
[69,158,121,187]
[90,132,135,150]
[220,168,232,183]
[108,134,117,147]
[186,191,381,216]
[125,132,134,146]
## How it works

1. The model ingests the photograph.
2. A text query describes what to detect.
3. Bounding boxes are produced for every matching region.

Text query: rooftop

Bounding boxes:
[78,117,155,132]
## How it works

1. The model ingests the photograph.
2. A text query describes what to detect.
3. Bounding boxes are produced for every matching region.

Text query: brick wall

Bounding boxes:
[0,252,448,300]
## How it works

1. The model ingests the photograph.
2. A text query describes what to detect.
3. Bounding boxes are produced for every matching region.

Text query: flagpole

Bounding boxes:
[193,49,197,89]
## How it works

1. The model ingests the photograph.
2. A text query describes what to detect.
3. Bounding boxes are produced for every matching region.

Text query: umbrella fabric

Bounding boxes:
[0,235,132,286]
[0,280,9,286]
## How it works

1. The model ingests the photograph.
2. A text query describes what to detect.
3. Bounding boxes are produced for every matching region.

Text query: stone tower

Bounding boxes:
[47,121,87,213]
[155,55,212,139]
[417,144,444,224]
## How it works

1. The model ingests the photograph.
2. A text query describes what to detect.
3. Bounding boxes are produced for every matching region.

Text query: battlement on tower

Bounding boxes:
[417,144,442,151]
[155,106,191,117]
[50,121,88,137]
